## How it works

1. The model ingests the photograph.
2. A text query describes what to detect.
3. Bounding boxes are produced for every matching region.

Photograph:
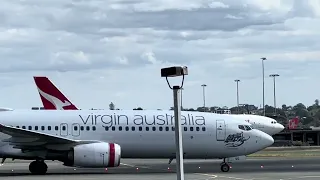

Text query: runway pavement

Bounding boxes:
[1,157,320,179]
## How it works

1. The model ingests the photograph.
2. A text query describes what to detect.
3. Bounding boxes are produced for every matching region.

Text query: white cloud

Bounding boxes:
[0,0,320,110]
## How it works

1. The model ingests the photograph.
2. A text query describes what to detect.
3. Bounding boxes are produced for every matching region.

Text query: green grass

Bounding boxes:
[248,150,320,158]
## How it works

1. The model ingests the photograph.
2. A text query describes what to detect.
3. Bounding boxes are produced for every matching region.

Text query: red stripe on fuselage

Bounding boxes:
[108,143,115,167]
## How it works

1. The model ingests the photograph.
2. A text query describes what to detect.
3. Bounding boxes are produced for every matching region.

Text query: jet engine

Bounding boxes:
[65,142,121,168]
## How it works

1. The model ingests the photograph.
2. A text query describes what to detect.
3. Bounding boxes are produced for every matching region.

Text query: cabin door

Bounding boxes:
[216,119,226,141]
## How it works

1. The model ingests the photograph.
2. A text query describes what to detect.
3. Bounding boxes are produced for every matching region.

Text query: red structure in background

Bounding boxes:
[288,116,299,130]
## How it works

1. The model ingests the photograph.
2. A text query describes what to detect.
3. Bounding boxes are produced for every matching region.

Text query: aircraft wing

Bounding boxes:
[0,123,101,151]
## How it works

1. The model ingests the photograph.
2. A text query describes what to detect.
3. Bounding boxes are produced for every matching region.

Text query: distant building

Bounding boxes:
[213,108,231,114]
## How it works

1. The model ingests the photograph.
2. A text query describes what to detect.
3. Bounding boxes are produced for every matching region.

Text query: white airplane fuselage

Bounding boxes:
[0,110,274,160]
[230,114,285,135]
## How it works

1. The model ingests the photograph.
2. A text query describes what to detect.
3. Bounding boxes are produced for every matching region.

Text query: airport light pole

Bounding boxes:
[161,66,188,180]
[269,74,279,115]
[181,87,183,110]
[261,57,267,116]
[234,79,240,114]
[201,84,207,112]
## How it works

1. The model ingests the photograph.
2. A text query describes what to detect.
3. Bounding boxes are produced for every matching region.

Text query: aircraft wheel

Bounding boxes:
[29,160,48,175]
[220,163,230,172]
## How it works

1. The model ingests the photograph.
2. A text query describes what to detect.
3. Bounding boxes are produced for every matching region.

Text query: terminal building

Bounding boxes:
[273,127,320,146]
[213,108,231,114]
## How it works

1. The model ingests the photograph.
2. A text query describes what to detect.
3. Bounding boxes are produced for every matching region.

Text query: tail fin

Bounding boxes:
[33,76,78,110]
[288,116,299,129]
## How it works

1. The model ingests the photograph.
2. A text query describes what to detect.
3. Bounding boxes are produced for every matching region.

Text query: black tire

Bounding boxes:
[29,161,48,175]
[220,163,230,172]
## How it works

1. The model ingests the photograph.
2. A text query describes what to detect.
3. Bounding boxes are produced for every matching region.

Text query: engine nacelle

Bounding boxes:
[66,142,121,168]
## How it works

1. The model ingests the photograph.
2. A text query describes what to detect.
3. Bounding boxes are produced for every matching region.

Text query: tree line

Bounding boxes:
[107,99,320,128]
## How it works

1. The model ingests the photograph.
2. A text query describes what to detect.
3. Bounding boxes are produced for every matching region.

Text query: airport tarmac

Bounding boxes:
[1,157,320,179]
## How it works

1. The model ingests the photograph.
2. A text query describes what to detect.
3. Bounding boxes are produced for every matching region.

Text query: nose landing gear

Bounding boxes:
[220,158,231,172]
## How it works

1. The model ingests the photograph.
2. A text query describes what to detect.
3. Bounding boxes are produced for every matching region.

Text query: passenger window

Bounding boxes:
[152,127,156,131]
[184,127,187,131]
[92,126,96,131]
[111,126,115,131]
[165,127,169,131]
[119,126,122,131]
[139,127,142,131]
[172,127,175,131]
[74,126,78,131]
[146,127,149,131]
[48,126,51,131]
[190,127,193,131]
[16,126,19,128]
[22,126,26,129]
[132,126,135,131]
[55,126,58,131]
[196,127,200,131]
[105,127,109,131]
[202,127,206,131]
[159,127,163,131]
[35,126,38,130]
[86,126,90,131]
[238,125,245,130]
[125,126,129,131]
[28,126,32,130]
[80,126,84,131]
[41,126,45,130]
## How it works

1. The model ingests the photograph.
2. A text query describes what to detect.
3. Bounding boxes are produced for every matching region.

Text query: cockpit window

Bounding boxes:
[250,125,254,129]
[238,125,252,131]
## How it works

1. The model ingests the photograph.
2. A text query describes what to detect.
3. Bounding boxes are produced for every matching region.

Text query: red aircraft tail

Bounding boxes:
[33,76,78,110]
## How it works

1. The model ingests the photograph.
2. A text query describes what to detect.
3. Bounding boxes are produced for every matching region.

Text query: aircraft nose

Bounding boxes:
[261,132,274,147]
[277,123,285,132]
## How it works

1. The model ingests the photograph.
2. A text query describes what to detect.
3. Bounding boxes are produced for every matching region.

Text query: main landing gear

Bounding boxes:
[29,160,48,175]
[220,158,230,172]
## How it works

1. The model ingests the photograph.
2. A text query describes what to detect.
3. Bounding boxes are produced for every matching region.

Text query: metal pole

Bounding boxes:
[201,84,206,112]
[173,85,184,180]
[181,88,183,110]
[234,80,240,114]
[270,74,279,115]
[273,76,276,115]
[261,58,266,116]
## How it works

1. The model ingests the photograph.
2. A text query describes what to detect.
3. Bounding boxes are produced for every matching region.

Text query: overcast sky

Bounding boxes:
[0,0,320,110]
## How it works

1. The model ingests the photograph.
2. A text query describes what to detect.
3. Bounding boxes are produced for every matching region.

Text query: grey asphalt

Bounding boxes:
[1,158,320,179]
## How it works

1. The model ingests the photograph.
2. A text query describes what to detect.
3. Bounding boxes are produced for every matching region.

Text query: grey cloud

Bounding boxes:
[287,0,316,18]
[54,8,280,34]
[0,0,319,76]
[1,1,283,35]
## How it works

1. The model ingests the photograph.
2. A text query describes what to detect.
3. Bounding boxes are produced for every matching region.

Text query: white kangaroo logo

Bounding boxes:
[37,87,71,110]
